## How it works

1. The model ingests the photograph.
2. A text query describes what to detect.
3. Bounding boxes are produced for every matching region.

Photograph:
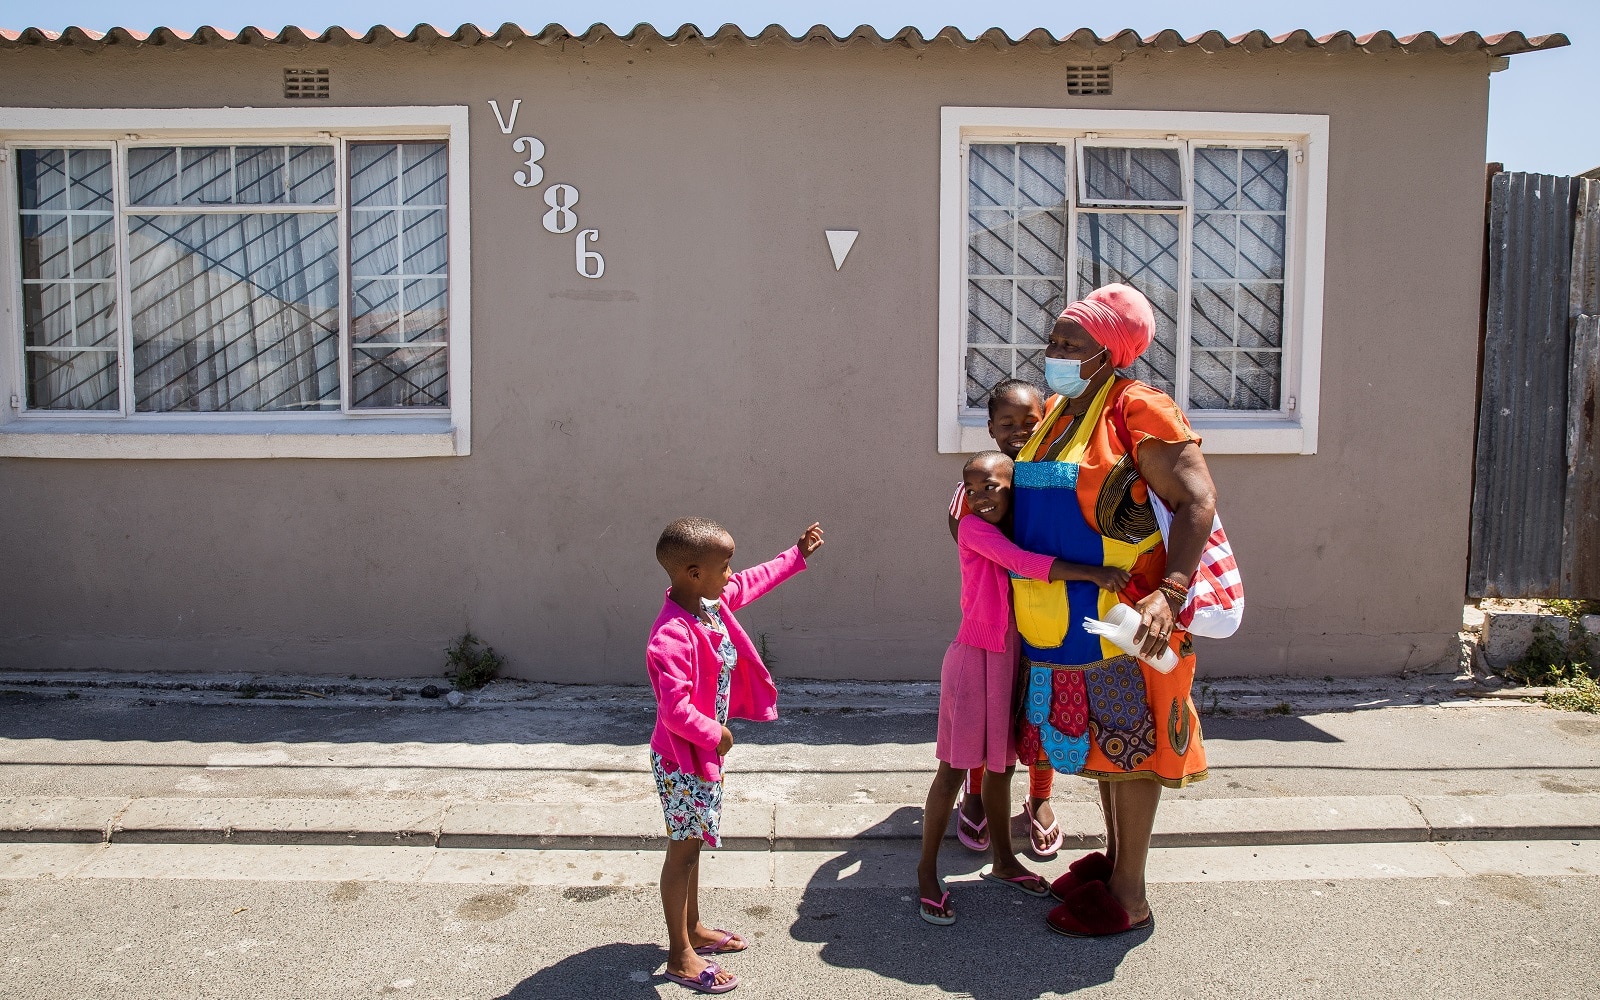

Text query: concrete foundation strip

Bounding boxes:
[2,793,1597,851]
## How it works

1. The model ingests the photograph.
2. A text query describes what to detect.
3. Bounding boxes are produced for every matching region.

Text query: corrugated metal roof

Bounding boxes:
[0,24,1571,55]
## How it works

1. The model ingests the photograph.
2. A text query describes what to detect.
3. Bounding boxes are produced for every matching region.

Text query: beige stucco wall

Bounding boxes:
[0,38,1495,680]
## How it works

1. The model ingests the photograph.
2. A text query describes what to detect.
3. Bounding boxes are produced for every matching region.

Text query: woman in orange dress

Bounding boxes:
[1009,283,1219,937]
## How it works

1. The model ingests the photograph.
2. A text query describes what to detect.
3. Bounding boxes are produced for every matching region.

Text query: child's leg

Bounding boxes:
[917,762,966,915]
[1027,762,1057,851]
[660,838,734,985]
[959,767,986,824]
[980,766,1033,880]
[684,853,746,953]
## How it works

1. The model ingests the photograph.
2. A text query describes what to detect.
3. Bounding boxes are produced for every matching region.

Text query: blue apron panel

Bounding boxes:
[1012,461,1106,667]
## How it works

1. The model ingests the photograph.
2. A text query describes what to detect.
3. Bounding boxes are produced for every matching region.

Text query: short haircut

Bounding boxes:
[655,517,732,571]
[987,378,1045,417]
[963,450,1011,476]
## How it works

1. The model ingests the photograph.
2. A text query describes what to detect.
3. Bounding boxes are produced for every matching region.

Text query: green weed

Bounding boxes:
[445,632,505,690]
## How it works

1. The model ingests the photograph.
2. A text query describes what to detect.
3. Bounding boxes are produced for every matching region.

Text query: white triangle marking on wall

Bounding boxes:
[825,230,859,271]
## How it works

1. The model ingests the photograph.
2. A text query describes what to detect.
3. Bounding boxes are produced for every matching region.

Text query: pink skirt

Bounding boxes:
[935,632,1020,773]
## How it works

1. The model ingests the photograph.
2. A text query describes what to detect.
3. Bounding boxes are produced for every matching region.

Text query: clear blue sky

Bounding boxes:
[6,0,1595,174]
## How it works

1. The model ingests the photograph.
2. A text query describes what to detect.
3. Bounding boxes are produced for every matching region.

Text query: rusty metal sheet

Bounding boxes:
[1468,172,1579,598]
[1565,314,1600,597]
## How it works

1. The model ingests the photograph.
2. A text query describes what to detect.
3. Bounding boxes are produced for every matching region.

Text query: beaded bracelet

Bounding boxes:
[1158,580,1188,607]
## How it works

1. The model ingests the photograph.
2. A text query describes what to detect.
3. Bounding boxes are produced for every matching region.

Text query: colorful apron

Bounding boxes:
[1010,378,1205,786]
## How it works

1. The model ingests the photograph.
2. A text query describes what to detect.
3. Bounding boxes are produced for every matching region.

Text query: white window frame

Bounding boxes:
[938,107,1329,456]
[0,106,472,459]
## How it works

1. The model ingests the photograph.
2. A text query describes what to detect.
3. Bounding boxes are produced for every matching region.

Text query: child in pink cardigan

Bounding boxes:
[917,452,1128,925]
[647,516,824,994]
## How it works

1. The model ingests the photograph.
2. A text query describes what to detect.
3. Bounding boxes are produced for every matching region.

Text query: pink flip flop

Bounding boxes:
[919,877,955,925]
[955,801,989,852]
[664,960,739,994]
[980,867,1053,897]
[1024,799,1063,861]
[693,930,747,956]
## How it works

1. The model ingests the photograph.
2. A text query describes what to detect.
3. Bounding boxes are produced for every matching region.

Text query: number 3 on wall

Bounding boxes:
[512,137,545,188]
[576,229,604,280]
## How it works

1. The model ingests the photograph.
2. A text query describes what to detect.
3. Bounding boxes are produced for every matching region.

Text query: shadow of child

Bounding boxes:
[491,941,666,999]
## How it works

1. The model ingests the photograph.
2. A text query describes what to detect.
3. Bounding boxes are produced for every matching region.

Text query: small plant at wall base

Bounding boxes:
[1508,611,1598,714]
[445,633,505,690]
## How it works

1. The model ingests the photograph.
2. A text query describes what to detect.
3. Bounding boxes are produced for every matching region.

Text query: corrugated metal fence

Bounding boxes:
[1469,172,1600,598]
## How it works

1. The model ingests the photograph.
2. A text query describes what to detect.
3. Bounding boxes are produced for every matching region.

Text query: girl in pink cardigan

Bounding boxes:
[646,516,824,994]
[917,452,1128,925]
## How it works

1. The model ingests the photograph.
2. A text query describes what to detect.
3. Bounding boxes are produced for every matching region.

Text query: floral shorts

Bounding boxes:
[651,751,725,848]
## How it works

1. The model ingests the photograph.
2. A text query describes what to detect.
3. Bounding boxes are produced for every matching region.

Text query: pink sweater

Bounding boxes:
[646,546,807,782]
[957,516,1057,653]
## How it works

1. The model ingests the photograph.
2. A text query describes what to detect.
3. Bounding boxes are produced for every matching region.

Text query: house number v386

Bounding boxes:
[489,99,606,280]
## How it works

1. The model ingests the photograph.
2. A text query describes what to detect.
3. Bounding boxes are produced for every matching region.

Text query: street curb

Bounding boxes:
[4,793,1597,851]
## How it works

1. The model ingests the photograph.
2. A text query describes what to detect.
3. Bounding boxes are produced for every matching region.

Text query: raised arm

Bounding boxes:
[720,546,807,612]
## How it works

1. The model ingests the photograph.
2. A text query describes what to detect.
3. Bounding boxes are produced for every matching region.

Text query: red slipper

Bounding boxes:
[1045,880,1153,937]
[1049,850,1113,901]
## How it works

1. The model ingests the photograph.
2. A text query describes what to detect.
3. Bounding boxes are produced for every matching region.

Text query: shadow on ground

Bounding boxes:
[492,941,666,999]
[0,694,1349,750]
[787,808,1148,999]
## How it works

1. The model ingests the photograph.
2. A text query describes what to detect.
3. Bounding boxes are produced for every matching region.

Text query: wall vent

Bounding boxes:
[1065,65,1113,97]
[284,68,331,100]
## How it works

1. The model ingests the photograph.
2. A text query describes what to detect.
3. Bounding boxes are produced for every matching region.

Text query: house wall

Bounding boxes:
[0,39,1494,680]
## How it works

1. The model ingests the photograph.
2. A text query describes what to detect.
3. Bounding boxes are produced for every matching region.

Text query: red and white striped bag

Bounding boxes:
[1148,497,1244,639]
[1109,391,1245,639]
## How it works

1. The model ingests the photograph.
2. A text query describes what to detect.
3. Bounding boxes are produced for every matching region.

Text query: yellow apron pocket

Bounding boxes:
[1012,577,1069,650]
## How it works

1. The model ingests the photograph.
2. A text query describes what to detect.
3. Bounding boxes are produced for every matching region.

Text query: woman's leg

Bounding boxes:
[981,766,1034,880]
[661,838,733,985]
[1105,778,1161,921]
[1099,779,1116,865]
[917,762,966,916]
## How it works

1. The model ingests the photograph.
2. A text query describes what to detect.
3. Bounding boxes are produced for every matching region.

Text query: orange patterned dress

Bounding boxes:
[1011,377,1207,788]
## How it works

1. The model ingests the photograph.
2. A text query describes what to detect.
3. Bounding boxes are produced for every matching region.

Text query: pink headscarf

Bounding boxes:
[1058,283,1155,370]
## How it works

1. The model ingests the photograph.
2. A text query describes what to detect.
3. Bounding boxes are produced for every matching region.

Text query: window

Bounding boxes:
[0,106,470,458]
[940,108,1328,455]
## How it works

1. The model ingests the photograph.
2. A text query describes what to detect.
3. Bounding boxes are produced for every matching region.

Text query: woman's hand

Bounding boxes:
[798,522,825,557]
[717,726,734,756]
[1132,589,1176,660]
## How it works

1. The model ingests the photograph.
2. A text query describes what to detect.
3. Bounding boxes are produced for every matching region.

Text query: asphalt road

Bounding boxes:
[3,842,1597,1000]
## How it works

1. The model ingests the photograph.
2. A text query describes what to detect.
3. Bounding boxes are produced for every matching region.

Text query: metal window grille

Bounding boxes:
[9,140,449,415]
[962,139,1291,414]
[283,69,330,100]
[1065,65,1112,97]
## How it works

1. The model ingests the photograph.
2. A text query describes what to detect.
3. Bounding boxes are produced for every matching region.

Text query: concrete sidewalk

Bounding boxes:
[2,672,1598,852]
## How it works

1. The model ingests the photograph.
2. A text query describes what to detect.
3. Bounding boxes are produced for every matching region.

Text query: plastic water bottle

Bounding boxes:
[1082,602,1179,674]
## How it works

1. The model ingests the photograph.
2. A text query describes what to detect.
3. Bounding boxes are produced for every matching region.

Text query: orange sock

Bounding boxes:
[1028,762,1054,801]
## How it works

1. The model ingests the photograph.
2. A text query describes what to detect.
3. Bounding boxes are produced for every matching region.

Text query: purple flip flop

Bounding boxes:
[664,960,739,994]
[693,929,747,956]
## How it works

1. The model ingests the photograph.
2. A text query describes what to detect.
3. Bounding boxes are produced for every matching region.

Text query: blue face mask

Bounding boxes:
[1043,349,1107,399]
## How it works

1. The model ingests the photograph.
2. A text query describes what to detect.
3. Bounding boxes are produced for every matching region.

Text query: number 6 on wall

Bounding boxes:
[576,229,604,279]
